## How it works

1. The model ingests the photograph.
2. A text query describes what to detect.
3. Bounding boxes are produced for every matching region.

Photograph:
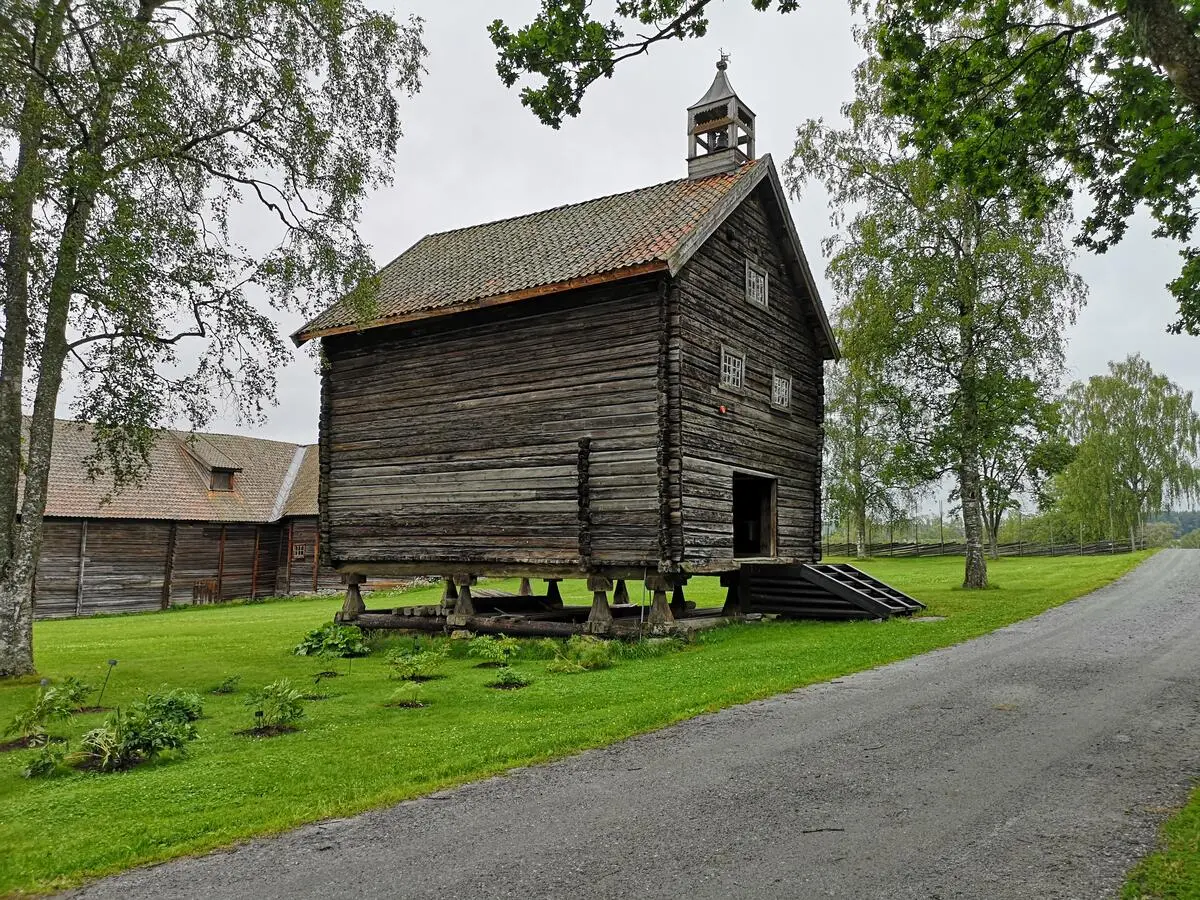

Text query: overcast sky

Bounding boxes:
[150,0,1200,444]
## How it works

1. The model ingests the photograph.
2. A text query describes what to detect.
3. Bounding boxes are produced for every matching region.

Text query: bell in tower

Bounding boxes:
[687,54,756,180]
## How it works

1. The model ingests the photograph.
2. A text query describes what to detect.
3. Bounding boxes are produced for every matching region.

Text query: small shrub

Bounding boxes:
[293,623,369,658]
[5,686,75,747]
[546,635,617,674]
[386,682,426,709]
[467,634,520,667]
[488,666,532,690]
[210,675,241,695]
[244,679,306,731]
[54,676,95,709]
[73,701,198,772]
[22,742,69,779]
[386,646,449,682]
[144,688,204,724]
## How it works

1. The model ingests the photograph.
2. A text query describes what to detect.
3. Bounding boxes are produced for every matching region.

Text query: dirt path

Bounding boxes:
[65,551,1200,899]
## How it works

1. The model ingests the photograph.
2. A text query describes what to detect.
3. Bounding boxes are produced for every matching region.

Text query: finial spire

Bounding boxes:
[717,50,730,71]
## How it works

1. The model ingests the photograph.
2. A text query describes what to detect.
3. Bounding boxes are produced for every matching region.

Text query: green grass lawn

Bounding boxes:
[1124,783,1200,900]
[0,553,1153,896]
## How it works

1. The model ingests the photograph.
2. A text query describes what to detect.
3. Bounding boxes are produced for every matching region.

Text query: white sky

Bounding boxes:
[95,0,1200,443]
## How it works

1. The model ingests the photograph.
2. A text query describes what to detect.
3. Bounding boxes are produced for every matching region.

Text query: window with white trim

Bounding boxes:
[292,543,309,561]
[745,260,769,308]
[772,372,792,409]
[720,346,745,390]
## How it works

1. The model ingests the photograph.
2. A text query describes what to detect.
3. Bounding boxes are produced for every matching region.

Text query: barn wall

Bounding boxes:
[277,517,343,594]
[675,186,825,567]
[36,519,170,617]
[321,281,664,571]
[34,520,85,618]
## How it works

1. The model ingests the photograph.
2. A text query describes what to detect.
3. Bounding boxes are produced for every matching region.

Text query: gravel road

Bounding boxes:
[66,550,1200,900]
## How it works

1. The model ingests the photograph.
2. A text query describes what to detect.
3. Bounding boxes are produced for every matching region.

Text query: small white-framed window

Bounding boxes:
[772,371,792,409]
[720,346,746,391]
[292,543,309,561]
[745,260,769,308]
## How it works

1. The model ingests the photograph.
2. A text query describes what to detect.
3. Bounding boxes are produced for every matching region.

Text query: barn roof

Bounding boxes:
[29,419,318,523]
[294,156,837,357]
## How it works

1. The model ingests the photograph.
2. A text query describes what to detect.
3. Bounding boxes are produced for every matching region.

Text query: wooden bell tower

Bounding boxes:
[687,55,756,179]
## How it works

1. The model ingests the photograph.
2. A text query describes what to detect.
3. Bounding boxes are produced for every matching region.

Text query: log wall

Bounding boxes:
[321,281,664,572]
[674,186,825,567]
[277,517,343,595]
[34,516,341,619]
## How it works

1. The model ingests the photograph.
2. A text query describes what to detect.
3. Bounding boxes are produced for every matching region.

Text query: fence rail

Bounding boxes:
[821,539,1140,558]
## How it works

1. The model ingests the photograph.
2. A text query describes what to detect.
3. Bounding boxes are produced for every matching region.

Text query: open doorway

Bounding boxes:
[732,473,777,558]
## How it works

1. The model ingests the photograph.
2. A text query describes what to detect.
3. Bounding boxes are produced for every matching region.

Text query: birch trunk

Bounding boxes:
[960,461,989,588]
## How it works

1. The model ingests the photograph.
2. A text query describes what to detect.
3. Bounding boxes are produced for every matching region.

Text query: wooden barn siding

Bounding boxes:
[277,518,343,594]
[322,282,664,570]
[675,188,824,566]
[34,520,84,618]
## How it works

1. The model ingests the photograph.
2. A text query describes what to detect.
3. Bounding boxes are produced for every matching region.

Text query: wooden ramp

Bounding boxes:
[743,563,925,620]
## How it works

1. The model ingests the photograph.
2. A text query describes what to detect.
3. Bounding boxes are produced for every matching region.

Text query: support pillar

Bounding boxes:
[545,579,564,607]
[646,574,675,628]
[585,575,614,635]
[670,583,687,618]
[453,574,476,615]
[613,579,630,605]
[518,577,533,596]
[339,574,366,621]
[441,578,458,611]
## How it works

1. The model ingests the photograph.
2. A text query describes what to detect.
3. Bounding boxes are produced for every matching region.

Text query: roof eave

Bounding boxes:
[293,260,670,345]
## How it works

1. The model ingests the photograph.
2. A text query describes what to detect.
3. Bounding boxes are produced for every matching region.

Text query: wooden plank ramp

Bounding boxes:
[743,563,925,620]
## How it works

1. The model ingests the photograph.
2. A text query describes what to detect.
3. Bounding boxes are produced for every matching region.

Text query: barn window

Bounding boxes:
[745,260,768,308]
[210,470,234,491]
[292,543,308,561]
[772,371,792,409]
[720,346,745,391]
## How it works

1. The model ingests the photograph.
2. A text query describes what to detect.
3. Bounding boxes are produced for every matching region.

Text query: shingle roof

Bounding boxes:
[295,158,770,343]
[281,446,320,519]
[29,420,318,522]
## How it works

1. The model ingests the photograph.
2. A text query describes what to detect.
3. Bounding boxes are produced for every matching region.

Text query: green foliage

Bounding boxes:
[244,680,306,730]
[488,666,532,689]
[74,701,198,772]
[22,742,69,779]
[1180,528,1200,549]
[143,689,204,724]
[385,646,449,681]
[387,682,425,708]
[53,676,95,710]
[1053,355,1200,544]
[467,634,521,666]
[491,1,797,127]
[294,623,370,659]
[5,686,75,744]
[210,675,241,695]
[546,635,619,673]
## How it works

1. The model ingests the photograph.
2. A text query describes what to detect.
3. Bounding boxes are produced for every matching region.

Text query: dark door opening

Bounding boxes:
[733,473,777,558]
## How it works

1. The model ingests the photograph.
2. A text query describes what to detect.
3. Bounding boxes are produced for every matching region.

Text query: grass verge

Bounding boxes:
[0,552,1151,895]
[1123,783,1200,899]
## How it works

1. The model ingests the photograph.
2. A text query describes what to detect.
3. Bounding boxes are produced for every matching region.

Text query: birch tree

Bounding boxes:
[787,102,1085,589]
[0,1,426,676]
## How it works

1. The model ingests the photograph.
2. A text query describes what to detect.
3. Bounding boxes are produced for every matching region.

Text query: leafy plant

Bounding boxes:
[54,676,95,710]
[293,623,369,659]
[387,682,426,709]
[210,675,241,695]
[22,742,69,779]
[143,689,205,724]
[546,635,617,674]
[467,634,520,667]
[488,666,531,690]
[244,679,306,730]
[5,686,75,746]
[73,701,198,772]
[386,646,449,682]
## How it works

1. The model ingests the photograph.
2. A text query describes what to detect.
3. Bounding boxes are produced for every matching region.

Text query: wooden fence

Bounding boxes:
[821,539,1140,558]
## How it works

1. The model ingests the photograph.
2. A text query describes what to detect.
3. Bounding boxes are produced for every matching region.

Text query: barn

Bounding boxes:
[31,419,344,618]
[295,62,922,633]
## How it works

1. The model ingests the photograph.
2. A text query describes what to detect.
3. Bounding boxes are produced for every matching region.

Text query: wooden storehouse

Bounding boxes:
[31,420,344,618]
[296,63,922,632]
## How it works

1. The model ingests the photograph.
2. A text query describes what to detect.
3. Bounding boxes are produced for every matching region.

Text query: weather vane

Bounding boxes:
[718,49,730,70]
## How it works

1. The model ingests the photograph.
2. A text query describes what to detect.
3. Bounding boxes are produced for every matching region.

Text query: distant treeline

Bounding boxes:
[822,539,1143,558]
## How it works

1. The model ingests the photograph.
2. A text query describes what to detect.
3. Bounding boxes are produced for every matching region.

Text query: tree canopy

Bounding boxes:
[493,0,1200,333]
[0,0,426,676]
